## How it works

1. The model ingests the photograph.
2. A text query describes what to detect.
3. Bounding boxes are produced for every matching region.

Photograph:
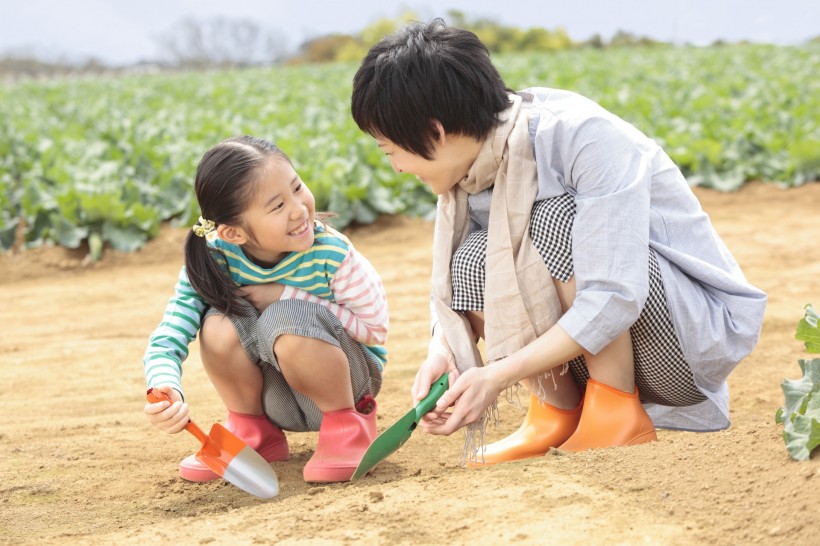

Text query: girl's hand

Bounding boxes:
[238,284,285,314]
[144,385,189,434]
[418,365,504,436]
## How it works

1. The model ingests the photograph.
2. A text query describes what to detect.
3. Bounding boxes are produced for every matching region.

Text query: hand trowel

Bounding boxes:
[350,373,449,480]
[146,388,279,498]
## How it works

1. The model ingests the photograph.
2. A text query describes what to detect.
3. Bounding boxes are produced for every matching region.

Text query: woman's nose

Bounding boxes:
[389,157,402,173]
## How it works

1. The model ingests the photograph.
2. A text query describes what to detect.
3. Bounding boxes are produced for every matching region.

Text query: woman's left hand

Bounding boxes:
[238,283,286,314]
[418,365,504,436]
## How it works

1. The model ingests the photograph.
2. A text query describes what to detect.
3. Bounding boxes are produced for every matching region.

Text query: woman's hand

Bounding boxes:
[418,365,505,436]
[238,284,285,314]
[412,334,459,403]
[144,385,190,434]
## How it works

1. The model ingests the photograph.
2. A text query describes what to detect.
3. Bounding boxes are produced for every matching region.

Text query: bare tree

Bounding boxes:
[156,17,287,69]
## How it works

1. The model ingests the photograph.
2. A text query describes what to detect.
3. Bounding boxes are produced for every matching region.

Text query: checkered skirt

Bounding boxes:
[451,193,705,407]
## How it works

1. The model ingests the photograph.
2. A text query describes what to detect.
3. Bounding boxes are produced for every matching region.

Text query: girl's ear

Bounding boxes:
[216,224,248,245]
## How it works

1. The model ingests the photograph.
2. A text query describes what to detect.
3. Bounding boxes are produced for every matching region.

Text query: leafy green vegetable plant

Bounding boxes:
[775,304,820,460]
[1,44,817,257]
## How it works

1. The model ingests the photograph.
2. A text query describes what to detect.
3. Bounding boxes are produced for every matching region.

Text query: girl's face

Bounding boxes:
[239,157,315,266]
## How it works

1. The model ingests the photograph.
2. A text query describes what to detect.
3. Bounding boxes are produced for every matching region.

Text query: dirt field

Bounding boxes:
[1,182,819,545]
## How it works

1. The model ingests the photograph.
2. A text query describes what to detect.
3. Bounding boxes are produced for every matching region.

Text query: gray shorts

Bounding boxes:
[205,298,383,432]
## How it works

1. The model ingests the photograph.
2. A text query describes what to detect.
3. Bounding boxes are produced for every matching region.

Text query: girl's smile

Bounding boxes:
[288,219,311,238]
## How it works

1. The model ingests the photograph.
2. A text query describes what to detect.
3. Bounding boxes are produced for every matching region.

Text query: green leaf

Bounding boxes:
[24,209,52,248]
[777,358,820,461]
[51,214,88,249]
[352,200,378,225]
[78,193,126,224]
[102,222,148,252]
[796,304,820,353]
[0,217,17,251]
[783,393,820,461]
[327,188,353,229]
[367,183,402,215]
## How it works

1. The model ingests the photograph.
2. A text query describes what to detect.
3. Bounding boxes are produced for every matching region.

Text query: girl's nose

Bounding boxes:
[291,202,307,219]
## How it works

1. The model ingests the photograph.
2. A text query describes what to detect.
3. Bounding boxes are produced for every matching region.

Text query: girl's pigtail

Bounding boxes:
[184,230,249,317]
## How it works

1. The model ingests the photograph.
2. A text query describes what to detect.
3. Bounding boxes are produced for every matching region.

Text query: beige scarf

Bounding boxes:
[431,93,563,456]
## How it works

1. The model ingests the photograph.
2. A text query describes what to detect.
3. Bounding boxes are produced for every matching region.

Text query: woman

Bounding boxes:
[350,20,765,464]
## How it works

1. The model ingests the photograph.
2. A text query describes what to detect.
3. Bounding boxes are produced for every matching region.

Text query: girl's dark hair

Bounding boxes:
[351,18,512,159]
[184,135,290,317]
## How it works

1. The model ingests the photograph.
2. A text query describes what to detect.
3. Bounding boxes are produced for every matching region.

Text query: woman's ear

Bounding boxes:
[216,224,247,245]
[431,119,447,145]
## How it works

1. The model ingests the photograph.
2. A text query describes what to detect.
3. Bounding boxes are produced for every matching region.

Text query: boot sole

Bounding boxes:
[179,462,221,483]
[179,443,289,483]
[303,467,355,483]
[467,450,548,468]
[627,430,658,446]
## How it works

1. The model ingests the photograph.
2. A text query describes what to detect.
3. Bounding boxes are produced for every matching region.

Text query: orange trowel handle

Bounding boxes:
[146,388,209,445]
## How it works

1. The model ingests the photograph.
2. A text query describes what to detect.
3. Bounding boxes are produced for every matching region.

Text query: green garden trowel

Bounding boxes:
[350,373,449,480]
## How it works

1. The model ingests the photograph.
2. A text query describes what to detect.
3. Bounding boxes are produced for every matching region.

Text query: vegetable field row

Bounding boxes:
[0,44,817,255]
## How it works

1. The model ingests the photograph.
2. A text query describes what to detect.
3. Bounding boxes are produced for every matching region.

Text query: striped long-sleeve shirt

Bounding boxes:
[143,223,388,397]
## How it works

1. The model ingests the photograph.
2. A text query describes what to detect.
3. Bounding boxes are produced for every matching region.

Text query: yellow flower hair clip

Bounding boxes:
[192,216,216,238]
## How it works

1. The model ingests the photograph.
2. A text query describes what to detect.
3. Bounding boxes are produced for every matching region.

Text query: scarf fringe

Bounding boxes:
[461,399,499,465]
[505,382,525,408]
[531,363,571,403]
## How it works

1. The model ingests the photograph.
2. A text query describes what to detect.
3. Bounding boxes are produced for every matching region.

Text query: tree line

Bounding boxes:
[4,9,814,78]
[290,10,666,65]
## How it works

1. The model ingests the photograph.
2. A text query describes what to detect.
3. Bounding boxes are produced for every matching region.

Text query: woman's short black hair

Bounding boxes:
[351,19,512,159]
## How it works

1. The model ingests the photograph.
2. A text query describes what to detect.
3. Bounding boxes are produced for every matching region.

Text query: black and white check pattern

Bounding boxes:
[450,193,706,407]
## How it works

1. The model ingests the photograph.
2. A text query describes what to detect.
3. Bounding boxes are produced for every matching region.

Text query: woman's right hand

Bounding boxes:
[144,385,190,434]
[411,335,459,404]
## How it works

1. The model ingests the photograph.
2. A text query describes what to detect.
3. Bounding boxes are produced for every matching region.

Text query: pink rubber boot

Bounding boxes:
[179,410,289,482]
[303,395,377,483]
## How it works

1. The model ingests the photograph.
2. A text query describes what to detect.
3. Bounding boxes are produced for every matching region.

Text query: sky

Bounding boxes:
[0,0,817,65]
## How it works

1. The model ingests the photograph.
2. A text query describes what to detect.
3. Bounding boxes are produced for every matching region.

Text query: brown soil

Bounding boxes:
[1,182,818,546]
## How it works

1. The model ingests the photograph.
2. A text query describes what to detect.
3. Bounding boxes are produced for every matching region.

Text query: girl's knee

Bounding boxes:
[273,334,345,367]
[272,333,320,364]
[200,314,242,358]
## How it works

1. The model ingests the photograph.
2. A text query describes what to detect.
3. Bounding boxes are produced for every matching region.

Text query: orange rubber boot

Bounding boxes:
[558,378,657,452]
[468,394,582,467]
[303,395,377,483]
[179,410,289,482]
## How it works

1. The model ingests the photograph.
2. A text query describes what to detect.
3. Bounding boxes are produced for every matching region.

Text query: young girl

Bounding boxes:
[142,136,388,483]
[350,20,766,464]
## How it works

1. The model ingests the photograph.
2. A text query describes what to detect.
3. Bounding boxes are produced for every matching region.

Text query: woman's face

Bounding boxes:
[240,157,316,266]
[375,130,482,195]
